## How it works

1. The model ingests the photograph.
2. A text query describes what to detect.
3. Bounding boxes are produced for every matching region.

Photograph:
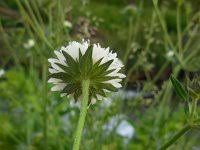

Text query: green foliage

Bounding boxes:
[0,0,200,149]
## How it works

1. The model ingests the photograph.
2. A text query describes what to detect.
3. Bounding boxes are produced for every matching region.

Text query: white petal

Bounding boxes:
[48,78,62,83]
[96,94,103,100]
[61,93,67,97]
[51,63,65,72]
[54,50,66,64]
[117,73,126,78]
[92,44,109,63]
[112,82,122,88]
[51,83,66,91]
[49,68,59,74]
[108,59,123,71]
[107,71,126,78]
[103,89,111,93]
[105,79,122,88]
[80,40,89,55]
[48,58,59,64]
[91,98,96,104]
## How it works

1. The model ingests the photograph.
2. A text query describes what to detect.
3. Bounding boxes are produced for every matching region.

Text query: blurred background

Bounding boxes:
[0,0,200,149]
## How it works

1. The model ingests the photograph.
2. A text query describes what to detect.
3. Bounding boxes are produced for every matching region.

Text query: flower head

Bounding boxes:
[48,40,125,104]
[23,39,35,49]
[0,69,5,77]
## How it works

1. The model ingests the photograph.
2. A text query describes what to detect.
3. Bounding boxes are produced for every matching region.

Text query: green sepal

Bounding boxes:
[90,87,106,97]
[79,48,83,59]
[91,59,114,77]
[95,83,118,92]
[74,89,82,102]
[61,83,79,95]
[62,51,77,67]
[79,45,93,76]
[49,72,72,81]
[93,75,118,82]
[92,58,103,69]
[54,63,72,74]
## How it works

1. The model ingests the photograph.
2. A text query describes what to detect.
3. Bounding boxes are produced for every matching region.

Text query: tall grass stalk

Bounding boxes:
[42,62,48,149]
[0,21,20,67]
[123,0,144,63]
[15,0,53,49]
[176,0,182,53]
[152,0,175,49]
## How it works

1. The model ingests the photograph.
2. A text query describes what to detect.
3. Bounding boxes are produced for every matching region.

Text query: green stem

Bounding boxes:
[190,98,198,120]
[152,0,175,50]
[176,0,182,53]
[159,124,192,150]
[42,62,48,149]
[73,79,90,150]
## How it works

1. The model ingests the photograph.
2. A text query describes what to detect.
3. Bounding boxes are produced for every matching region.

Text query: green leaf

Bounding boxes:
[170,75,188,101]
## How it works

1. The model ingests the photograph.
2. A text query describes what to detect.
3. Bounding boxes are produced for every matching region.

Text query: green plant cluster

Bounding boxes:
[0,0,200,149]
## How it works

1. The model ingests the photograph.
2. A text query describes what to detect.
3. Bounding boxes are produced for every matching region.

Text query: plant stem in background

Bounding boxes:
[190,98,198,120]
[42,62,48,149]
[176,0,182,53]
[73,80,90,150]
[159,124,192,150]
[152,0,175,49]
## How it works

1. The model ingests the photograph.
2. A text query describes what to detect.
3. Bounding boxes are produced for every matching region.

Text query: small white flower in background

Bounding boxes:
[23,39,35,49]
[103,115,135,141]
[48,40,126,104]
[116,120,135,139]
[166,50,174,58]
[63,20,72,28]
[0,69,5,77]
[103,115,124,132]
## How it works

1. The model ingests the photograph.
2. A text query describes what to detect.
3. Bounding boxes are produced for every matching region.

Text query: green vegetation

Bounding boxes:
[0,0,200,149]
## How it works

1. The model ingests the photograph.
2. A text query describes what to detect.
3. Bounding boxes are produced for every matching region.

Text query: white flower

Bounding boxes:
[63,20,72,28]
[0,69,5,77]
[23,39,35,49]
[48,40,126,104]
[116,120,135,139]
[166,50,174,57]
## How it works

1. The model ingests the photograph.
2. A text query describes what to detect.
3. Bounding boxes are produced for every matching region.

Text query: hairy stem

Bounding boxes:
[73,79,90,150]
